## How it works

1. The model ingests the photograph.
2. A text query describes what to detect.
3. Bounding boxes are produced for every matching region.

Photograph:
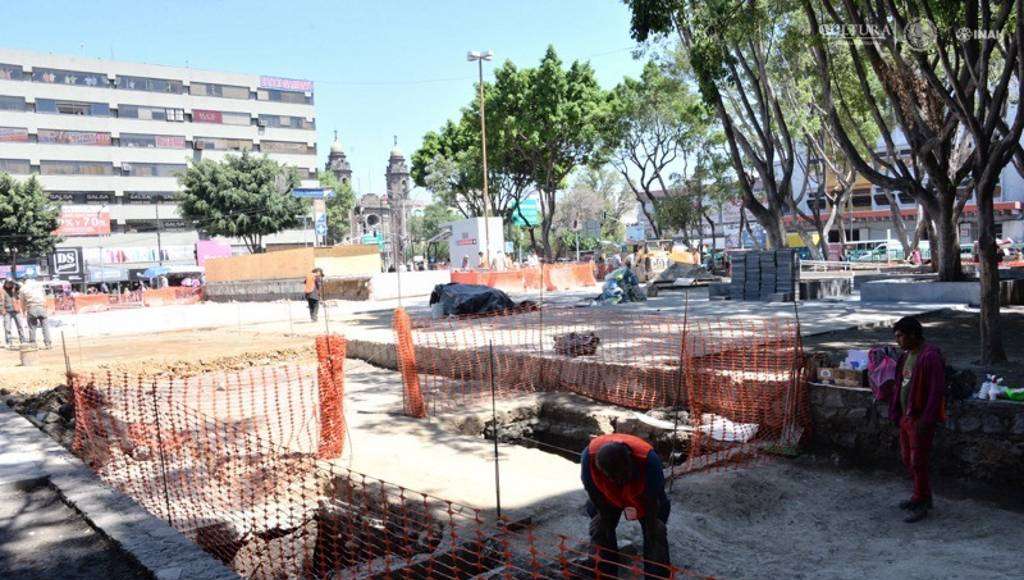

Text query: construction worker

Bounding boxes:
[303,268,324,322]
[19,277,51,349]
[581,433,670,578]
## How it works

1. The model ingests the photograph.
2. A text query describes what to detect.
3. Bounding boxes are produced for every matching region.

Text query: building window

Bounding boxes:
[123,163,186,177]
[38,129,111,146]
[116,75,185,94]
[40,160,114,175]
[256,88,311,104]
[0,63,24,81]
[119,104,185,122]
[0,95,26,111]
[191,82,250,99]
[36,99,110,116]
[195,136,253,151]
[0,159,30,174]
[258,114,315,130]
[121,133,186,148]
[0,127,29,142]
[851,188,872,208]
[32,68,107,88]
[261,140,312,154]
[192,109,250,125]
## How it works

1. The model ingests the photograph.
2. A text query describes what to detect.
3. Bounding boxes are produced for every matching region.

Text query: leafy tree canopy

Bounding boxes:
[316,170,357,245]
[177,152,305,254]
[0,173,61,277]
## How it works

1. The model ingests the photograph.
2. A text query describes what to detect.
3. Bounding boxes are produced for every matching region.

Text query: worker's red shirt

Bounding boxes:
[587,434,653,515]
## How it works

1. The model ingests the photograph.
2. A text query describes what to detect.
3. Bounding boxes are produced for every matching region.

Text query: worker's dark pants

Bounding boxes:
[307,297,320,322]
[587,499,671,579]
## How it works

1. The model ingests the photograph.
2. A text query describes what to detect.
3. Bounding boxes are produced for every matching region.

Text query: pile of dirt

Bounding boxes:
[3,384,76,449]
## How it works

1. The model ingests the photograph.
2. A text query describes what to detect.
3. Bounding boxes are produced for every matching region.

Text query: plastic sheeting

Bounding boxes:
[429,283,516,316]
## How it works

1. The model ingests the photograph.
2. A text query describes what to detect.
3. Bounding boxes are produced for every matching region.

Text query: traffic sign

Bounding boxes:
[512,198,540,227]
[314,214,327,236]
[292,188,335,199]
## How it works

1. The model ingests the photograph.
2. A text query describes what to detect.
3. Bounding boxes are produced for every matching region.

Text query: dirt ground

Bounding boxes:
[805,306,1024,389]
[0,327,315,393]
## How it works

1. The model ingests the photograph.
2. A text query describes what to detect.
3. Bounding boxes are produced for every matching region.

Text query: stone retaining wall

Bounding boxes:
[809,382,1024,487]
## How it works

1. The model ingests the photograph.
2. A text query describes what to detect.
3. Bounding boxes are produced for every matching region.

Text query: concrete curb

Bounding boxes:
[0,404,237,580]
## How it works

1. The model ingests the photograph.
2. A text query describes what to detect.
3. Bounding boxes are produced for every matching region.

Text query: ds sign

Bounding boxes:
[50,247,84,282]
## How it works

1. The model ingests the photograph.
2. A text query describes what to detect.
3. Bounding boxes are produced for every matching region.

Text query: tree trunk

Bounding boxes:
[976,185,1006,363]
[933,202,963,281]
[9,249,16,280]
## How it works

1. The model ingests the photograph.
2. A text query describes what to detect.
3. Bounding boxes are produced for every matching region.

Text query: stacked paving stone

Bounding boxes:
[728,249,798,301]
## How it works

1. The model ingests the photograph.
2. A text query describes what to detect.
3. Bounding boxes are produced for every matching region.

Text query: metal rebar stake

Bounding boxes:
[150,382,174,526]
[489,341,502,518]
[669,289,690,491]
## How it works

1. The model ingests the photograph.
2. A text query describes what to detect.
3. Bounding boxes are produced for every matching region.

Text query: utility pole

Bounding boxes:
[468,50,493,266]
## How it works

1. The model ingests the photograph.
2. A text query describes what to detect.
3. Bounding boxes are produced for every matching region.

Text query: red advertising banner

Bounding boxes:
[0,127,28,142]
[259,75,313,92]
[55,211,111,236]
[192,109,223,124]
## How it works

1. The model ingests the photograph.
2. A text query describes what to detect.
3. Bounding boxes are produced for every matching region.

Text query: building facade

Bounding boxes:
[0,48,319,284]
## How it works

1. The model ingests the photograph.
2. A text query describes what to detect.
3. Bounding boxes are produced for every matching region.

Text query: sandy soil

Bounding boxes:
[532,458,1024,579]
[0,327,315,393]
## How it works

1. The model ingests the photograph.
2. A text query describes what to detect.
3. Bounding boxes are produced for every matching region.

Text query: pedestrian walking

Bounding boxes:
[2,279,26,349]
[304,268,324,322]
[19,277,51,349]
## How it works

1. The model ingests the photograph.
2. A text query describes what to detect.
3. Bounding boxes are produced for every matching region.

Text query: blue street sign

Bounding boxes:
[512,198,540,227]
[314,214,328,236]
[293,188,335,199]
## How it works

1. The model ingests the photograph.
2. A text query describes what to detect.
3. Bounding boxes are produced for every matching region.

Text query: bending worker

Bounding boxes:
[581,433,671,577]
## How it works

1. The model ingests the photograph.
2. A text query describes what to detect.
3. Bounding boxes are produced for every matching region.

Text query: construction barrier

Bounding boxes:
[47,287,203,314]
[451,263,598,293]
[393,308,426,418]
[70,342,707,579]
[397,307,809,472]
[315,335,347,460]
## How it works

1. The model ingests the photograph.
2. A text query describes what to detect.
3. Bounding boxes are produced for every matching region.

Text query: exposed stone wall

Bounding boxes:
[809,383,1024,487]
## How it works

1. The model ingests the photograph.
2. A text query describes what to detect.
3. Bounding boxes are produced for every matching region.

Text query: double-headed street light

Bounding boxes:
[467,50,493,267]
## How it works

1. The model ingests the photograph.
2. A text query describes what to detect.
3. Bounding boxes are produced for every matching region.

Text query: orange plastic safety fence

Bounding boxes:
[393,307,426,418]
[70,368,709,579]
[677,319,808,474]
[315,335,347,460]
[399,307,809,472]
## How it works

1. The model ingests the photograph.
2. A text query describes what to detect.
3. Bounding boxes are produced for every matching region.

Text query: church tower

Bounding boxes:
[325,130,352,185]
[385,137,411,267]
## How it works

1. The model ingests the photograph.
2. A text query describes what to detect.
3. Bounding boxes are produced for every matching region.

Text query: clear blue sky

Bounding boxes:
[1,0,644,198]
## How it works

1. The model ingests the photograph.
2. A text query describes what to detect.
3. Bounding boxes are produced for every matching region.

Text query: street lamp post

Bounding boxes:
[467,50,493,267]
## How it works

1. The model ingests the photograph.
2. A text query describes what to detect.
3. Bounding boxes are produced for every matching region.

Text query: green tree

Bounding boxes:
[0,174,61,278]
[487,46,610,259]
[654,193,702,243]
[177,152,305,254]
[316,170,356,245]
[605,60,713,239]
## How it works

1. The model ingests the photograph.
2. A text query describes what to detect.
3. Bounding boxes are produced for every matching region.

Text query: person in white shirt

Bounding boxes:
[19,278,51,349]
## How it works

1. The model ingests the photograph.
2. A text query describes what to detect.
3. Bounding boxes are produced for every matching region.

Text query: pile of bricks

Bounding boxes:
[729,250,798,301]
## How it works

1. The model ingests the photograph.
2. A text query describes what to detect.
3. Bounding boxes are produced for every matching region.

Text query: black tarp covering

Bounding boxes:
[429,283,517,316]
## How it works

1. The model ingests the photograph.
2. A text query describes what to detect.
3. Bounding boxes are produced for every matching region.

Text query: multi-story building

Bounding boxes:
[0,48,319,284]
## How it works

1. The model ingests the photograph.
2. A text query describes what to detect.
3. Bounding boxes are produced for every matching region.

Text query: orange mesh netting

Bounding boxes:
[393,307,426,418]
[396,306,809,472]
[70,362,709,579]
[315,335,347,460]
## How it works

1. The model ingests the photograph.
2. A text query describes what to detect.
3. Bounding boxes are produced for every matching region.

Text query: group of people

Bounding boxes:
[580,315,944,576]
[460,250,527,271]
[2,278,53,350]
